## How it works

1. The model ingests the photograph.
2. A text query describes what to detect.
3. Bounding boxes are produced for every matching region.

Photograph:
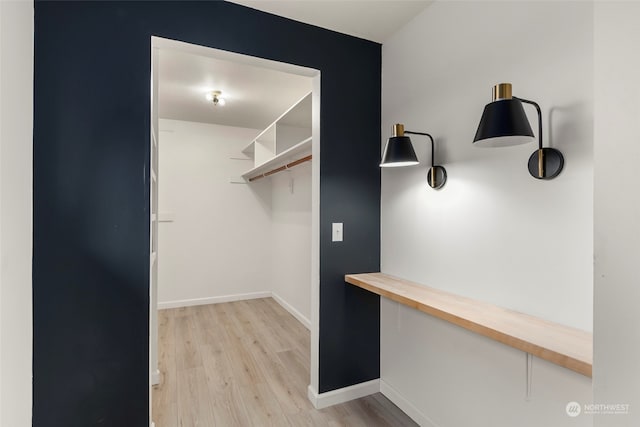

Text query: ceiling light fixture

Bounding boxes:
[206,90,226,107]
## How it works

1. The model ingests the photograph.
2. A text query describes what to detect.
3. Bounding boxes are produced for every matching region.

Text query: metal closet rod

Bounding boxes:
[248,154,312,182]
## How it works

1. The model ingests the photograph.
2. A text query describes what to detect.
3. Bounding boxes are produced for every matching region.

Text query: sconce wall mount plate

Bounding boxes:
[427,165,447,190]
[528,147,564,180]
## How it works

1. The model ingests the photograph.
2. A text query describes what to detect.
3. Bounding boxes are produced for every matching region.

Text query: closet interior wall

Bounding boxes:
[157,118,312,326]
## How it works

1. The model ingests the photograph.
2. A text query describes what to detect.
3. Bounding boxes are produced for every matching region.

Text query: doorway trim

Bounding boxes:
[149,36,322,424]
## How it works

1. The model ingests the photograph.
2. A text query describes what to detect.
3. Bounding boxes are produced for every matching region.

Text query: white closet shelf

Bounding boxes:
[240,91,312,163]
[241,137,312,181]
[345,272,593,377]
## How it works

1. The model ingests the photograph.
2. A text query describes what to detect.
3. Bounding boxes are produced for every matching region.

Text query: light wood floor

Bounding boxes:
[152,298,417,427]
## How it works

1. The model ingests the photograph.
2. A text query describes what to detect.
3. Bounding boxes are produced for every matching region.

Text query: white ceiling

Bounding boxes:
[157,1,431,130]
[157,39,314,130]
[229,0,432,43]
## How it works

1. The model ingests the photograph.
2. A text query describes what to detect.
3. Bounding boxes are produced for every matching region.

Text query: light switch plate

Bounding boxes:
[332,223,343,242]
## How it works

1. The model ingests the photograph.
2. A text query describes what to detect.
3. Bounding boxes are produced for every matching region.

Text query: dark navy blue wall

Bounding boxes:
[34,1,381,425]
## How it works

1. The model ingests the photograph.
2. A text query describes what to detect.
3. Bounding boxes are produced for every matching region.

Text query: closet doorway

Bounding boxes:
[149,37,321,425]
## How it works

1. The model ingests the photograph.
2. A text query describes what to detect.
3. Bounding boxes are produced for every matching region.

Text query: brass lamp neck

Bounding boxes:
[492,83,513,101]
[392,123,405,137]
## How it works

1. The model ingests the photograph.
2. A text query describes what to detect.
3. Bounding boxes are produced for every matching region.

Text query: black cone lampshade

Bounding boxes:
[380,124,419,167]
[474,99,535,147]
[473,83,534,147]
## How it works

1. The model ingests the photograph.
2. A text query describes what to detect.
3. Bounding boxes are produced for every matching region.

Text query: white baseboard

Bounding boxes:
[307,379,380,409]
[151,369,161,386]
[158,291,271,309]
[271,292,311,330]
[158,292,312,331]
[380,379,439,427]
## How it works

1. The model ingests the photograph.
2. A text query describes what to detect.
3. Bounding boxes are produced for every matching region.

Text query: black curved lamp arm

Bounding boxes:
[515,97,543,150]
[404,131,435,167]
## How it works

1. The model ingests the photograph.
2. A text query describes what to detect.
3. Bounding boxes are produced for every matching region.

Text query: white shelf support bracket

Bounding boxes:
[526,352,533,401]
[229,176,248,184]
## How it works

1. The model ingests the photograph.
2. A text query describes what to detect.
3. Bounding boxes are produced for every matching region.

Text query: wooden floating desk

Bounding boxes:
[345,272,592,377]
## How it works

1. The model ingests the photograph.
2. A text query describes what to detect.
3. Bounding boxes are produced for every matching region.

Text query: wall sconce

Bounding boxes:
[380,123,447,189]
[473,83,564,180]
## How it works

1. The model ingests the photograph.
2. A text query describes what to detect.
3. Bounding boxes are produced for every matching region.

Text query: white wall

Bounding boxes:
[157,119,272,306]
[380,2,593,426]
[593,3,640,426]
[271,161,312,325]
[0,1,33,425]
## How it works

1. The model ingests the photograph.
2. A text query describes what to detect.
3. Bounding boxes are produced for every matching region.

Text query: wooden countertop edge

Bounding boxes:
[345,272,592,378]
